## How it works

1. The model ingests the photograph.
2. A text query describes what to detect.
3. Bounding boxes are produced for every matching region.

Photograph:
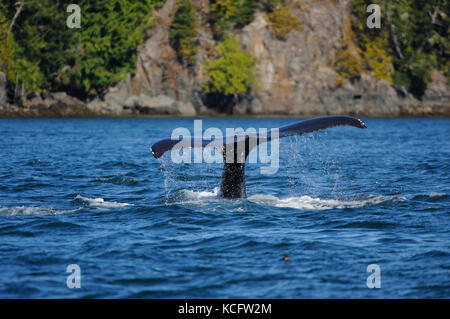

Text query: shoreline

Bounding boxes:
[1,92,449,119]
[2,88,449,119]
[1,113,449,119]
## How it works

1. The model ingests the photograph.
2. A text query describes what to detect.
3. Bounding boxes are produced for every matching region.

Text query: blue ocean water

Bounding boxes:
[0,117,448,298]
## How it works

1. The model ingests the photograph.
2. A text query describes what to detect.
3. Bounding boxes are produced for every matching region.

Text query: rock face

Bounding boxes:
[86,0,201,117]
[238,1,403,116]
[399,71,450,117]
[1,0,449,117]
[89,0,450,117]
[0,91,95,117]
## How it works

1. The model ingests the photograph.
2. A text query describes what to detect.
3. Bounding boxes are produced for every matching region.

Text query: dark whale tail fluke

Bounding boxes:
[151,116,367,199]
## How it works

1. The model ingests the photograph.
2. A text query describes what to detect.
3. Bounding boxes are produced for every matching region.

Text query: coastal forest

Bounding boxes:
[0,0,448,115]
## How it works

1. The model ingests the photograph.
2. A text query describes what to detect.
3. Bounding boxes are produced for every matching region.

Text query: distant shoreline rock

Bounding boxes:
[0,90,448,118]
[1,73,449,118]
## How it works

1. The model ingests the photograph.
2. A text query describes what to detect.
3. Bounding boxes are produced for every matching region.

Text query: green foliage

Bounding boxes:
[334,23,364,84]
[267,3,302,40]
[386,0,445,95]
[203,36,257,95]
[169,0,198,67]
[0,0,72,92]
[262,0,283,13]
[0,11,18,82]
[209,0,258,39]
[350,1,393,83]
[73,0,159,95]
[334,23,392,87]
[363,37,393,82]
[2,0,448,100]
[0,0,164,96]
[351,0,449,96]
[393,51,437,94]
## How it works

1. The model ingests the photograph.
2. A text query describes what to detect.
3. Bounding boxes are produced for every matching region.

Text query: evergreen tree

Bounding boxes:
[169,0,199,67]
[0,0,164,97]
[209,0,258,39]
[352,0,449,96]
[0,0,76,92]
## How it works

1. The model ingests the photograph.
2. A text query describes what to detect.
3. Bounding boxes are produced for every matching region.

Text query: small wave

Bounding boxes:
[75,195,132,208]
[429,192,447,197]
[164,188,405,211]
[247,194,405,210]
[334,221,397,229]
[410,250,450,260]
[94,173,139,185]
[0,205,80,216]
[412,192,448,202]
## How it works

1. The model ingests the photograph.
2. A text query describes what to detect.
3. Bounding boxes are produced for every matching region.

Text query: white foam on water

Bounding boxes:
[164,188,406,211]
[0,206,81,216]
[165,187,220,204]
[182,187,220,200]
[75,195,132,208]
[247,194,406,210]
[429,192,446,198]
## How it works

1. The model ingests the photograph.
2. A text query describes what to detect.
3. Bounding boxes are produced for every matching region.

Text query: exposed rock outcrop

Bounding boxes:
[84,0,450,117]
[0,91,95,117]
[86,0,202,117]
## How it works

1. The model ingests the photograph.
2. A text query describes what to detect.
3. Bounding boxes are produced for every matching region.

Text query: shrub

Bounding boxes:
[0,12,18,82]
[267,3,302,40]
[393,52,436,95]
[74,0,158,95]
[0,0,165,97]
[334,28,364,82]
[0,10,44,93]
[169,0,199,67]
[351,0,449,96]
[203,36,257,95]
[262,0,283,13]
[209,0,258,39]
[362,35,393,82]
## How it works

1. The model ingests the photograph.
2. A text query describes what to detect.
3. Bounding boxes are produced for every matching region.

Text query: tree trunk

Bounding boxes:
[7,1,25,37]
[385,2,403,60]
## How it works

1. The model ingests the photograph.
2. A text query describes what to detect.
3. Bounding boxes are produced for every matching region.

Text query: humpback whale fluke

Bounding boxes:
[150,116,367,199]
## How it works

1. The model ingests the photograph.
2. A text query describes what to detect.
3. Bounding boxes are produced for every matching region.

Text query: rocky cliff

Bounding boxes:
[1,0,449,117]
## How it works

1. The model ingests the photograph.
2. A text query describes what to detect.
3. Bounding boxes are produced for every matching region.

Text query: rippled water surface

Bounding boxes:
[0,118,448,298]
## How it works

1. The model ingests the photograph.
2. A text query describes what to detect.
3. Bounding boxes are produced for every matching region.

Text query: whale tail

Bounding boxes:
[150,116,367,199]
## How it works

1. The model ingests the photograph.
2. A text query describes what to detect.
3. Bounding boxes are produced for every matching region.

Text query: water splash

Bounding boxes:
[165,187,220,205]
[75,195,132,208]
[248,194,406,210]
[162,187,405,211]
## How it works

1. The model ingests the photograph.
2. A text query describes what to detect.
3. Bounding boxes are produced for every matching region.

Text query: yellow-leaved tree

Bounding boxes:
[203,36,258,96]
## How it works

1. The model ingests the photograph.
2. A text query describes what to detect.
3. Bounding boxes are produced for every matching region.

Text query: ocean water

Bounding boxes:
[0,117,448,298]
